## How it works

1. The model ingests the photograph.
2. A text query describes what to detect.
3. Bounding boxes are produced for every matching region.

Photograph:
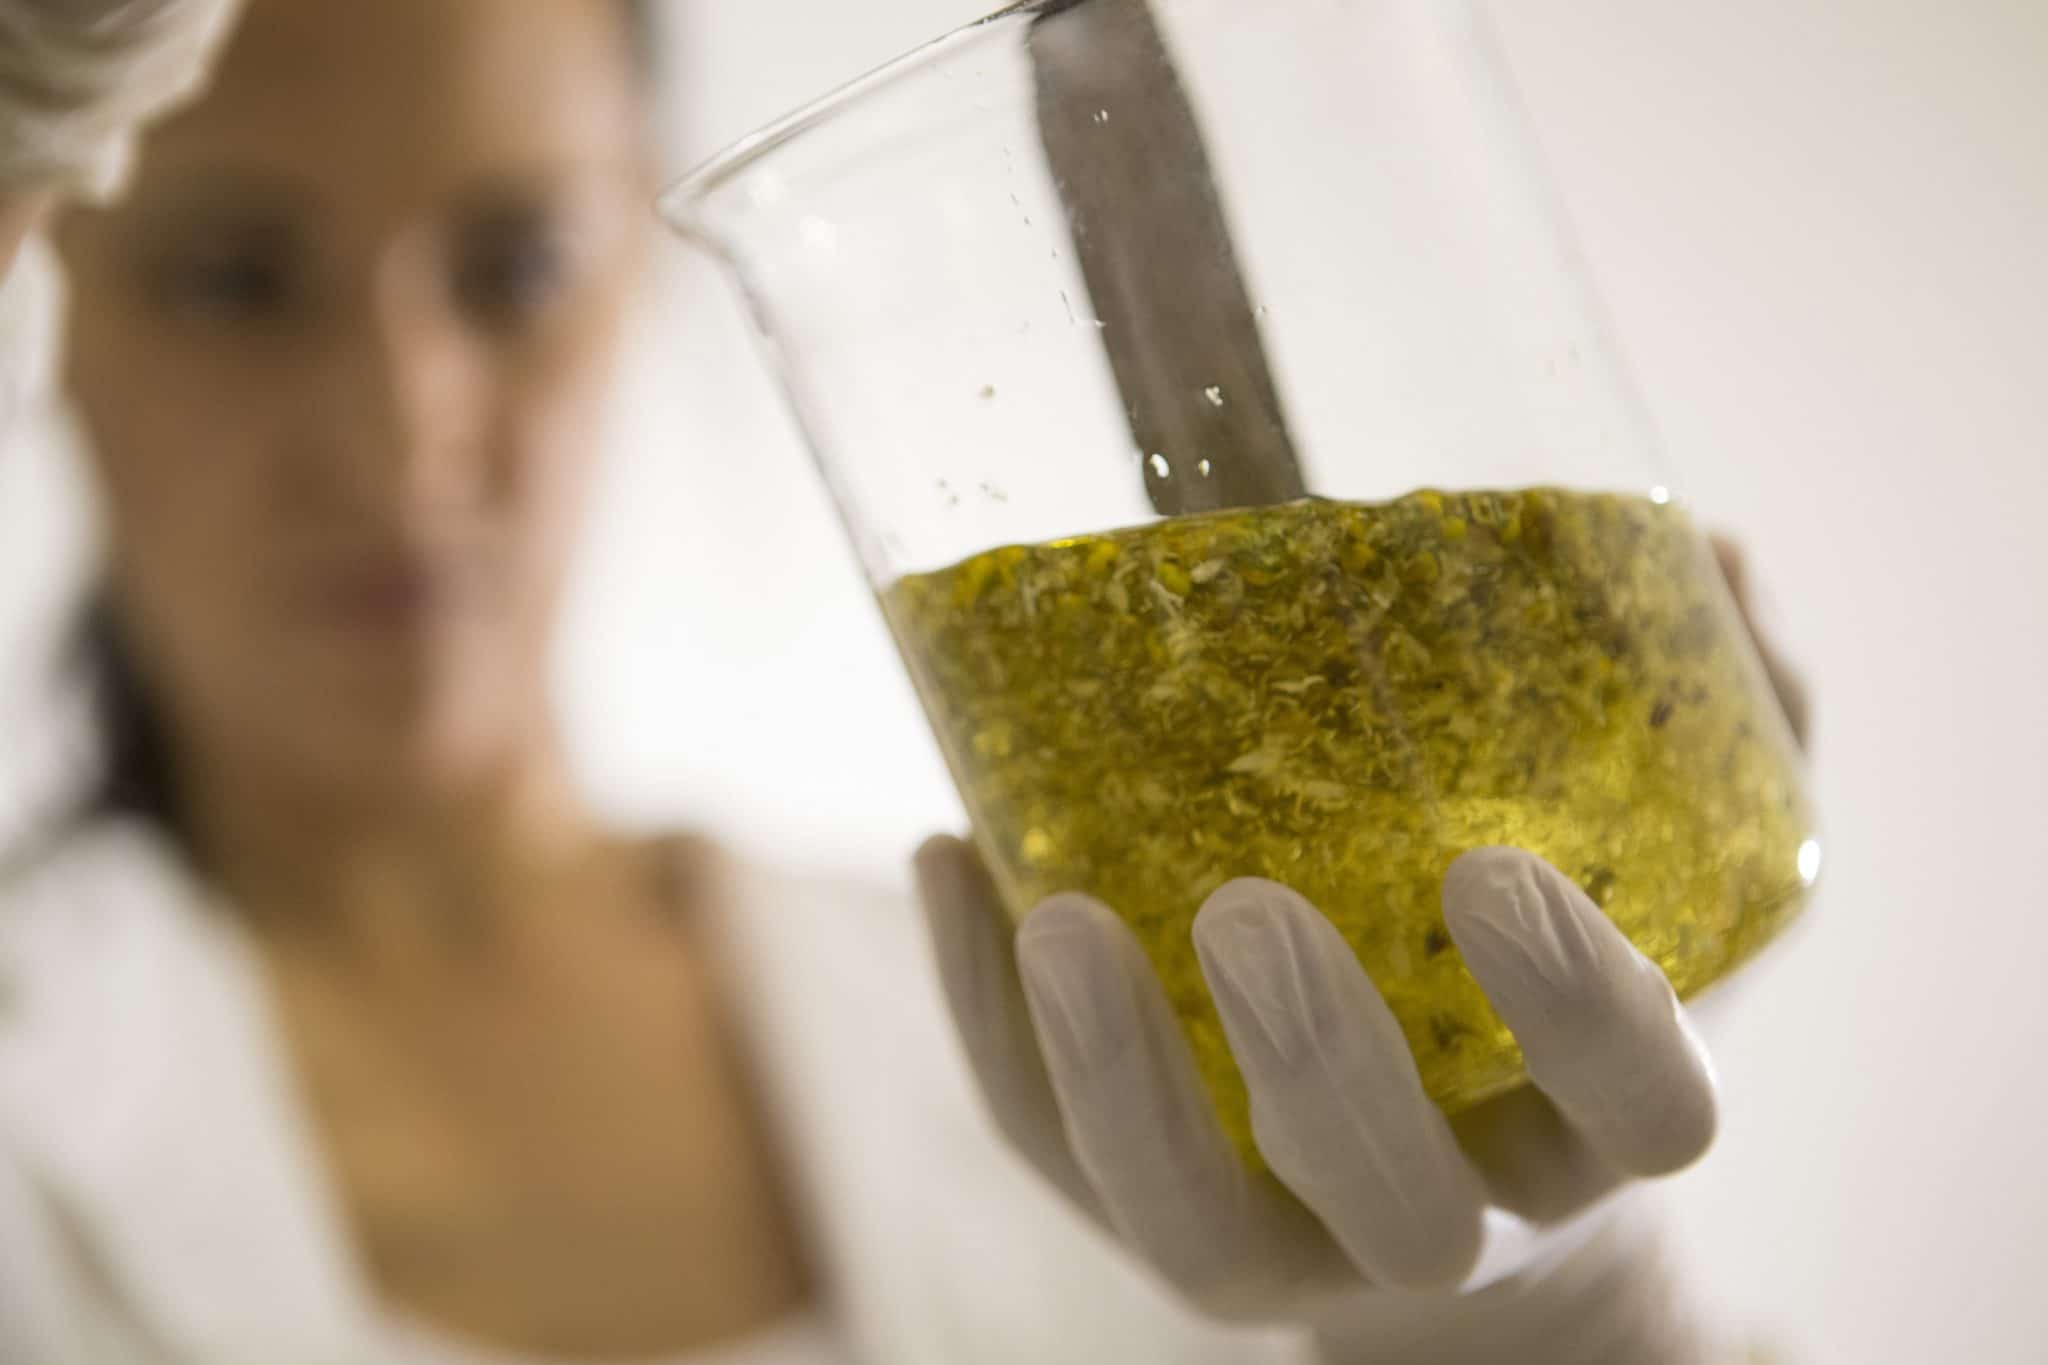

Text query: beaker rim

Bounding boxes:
[658,1,1052,240]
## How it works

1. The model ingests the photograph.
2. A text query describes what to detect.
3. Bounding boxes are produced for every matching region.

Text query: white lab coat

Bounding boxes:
[0,818,1316,1364]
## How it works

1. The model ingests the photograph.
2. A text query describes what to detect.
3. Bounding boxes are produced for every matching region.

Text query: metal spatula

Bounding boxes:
[1029,0,1307,517]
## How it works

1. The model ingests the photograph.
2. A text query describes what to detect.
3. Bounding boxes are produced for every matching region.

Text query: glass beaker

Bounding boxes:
[662,0,1816,1165]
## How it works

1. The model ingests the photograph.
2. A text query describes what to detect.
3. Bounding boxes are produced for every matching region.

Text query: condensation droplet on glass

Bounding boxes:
[1798,838,1823,885]
[1094,109,1111,125]
[1649,485,1672,505]
[1204,385,1225,407]
[1197,458,1214,478]
[979,481,1009,504]
[1255,304,1270,319]
[1060,290,1077,325]
[979,384,997,400]
[1149,453,1172,479]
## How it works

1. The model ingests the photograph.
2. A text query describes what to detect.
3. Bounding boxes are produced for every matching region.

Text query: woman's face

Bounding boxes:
[58,0,653,802]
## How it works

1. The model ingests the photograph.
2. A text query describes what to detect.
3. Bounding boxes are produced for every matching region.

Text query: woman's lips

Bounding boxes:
[300,553,477,634]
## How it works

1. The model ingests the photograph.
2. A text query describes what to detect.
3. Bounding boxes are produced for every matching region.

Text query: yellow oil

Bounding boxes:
[884,488,1813,1165]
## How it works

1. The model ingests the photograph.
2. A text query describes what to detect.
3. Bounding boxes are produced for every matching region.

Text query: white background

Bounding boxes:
[3,2,2045,1361]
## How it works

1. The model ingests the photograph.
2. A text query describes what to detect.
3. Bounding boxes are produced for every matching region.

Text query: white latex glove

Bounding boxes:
[919,843,1720,1344]
[0,0,243,198]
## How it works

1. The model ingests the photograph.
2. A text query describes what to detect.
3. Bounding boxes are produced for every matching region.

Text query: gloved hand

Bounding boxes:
[916,542,1805,1363]
[918,842,1719,1346]
[0,0,243,197]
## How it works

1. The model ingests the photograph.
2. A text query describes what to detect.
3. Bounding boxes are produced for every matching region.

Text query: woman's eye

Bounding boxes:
[156,247,296,323]
[455,223,569,332]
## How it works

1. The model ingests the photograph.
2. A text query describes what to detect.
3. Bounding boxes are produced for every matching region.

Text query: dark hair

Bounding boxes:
[76,0,665,841]
[80,596,181,833]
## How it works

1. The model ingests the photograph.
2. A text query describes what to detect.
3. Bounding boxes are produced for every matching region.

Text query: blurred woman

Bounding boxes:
[0,2,1797,1362]
[4,4,833,1360]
